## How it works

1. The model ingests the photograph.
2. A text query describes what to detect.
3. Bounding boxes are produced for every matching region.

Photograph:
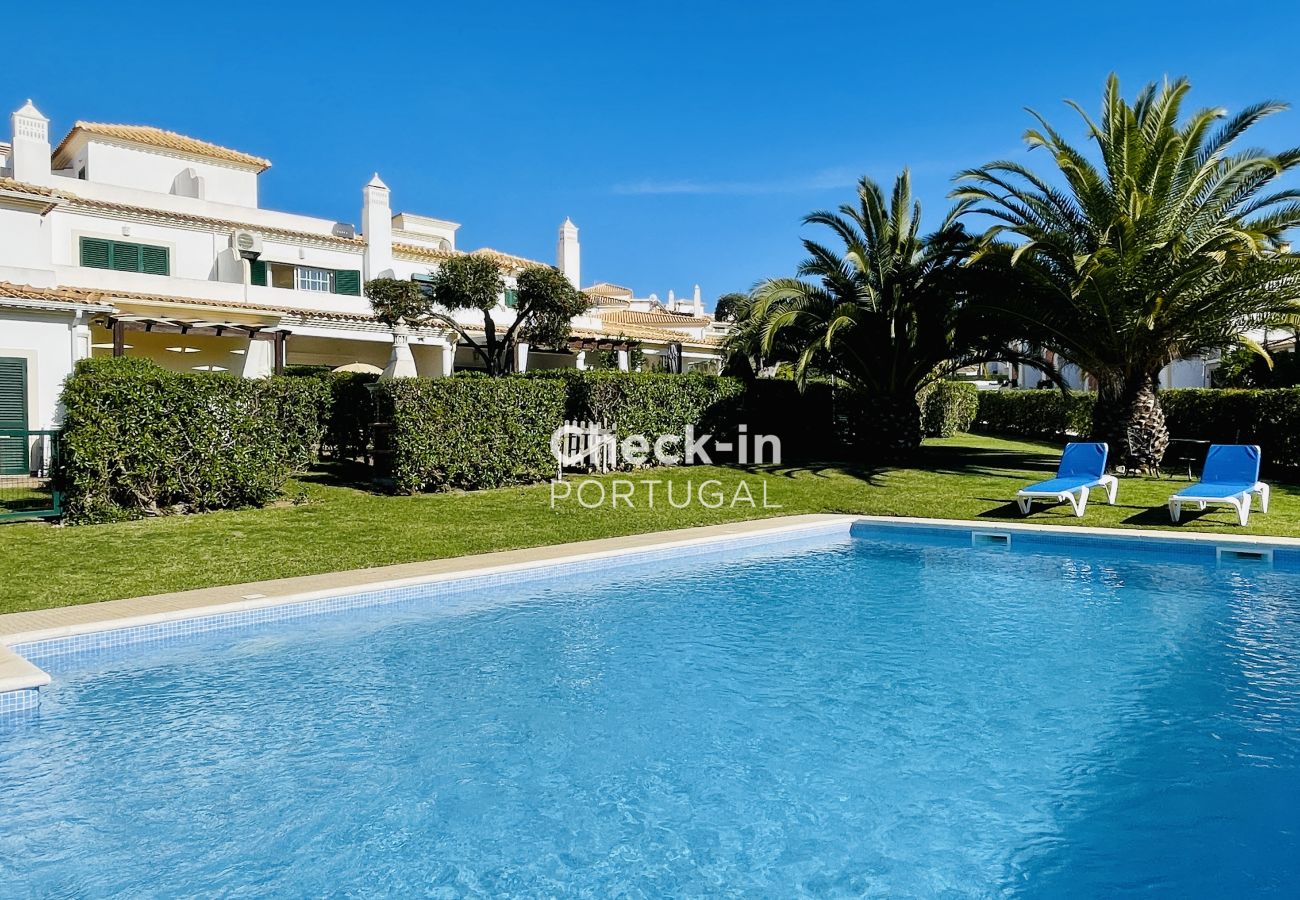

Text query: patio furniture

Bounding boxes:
[1167,444,1270,526]
[1163,438,1211,480]
[1016,442,1118,517]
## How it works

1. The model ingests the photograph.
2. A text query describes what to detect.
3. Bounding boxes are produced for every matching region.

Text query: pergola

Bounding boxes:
[99,314,291,374]
[566,336,639,353]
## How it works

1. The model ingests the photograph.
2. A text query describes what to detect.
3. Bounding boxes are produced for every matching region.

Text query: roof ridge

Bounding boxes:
[53,122,272,171]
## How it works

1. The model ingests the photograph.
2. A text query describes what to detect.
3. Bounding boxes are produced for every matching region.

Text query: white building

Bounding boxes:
[582,283,734,371]
[0,100,726,440]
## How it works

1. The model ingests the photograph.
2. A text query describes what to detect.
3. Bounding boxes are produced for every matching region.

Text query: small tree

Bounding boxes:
[713,292,747,322]
[365,255,589,375]
[514,265,591,355]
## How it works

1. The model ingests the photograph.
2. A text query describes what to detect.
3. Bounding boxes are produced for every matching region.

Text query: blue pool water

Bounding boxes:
[3,527,1300,897]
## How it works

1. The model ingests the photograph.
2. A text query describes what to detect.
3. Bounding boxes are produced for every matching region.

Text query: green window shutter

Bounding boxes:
[80,237,112,269]
[109,240,143,272]
[0,357,29,475]
[249,259,267,286]
[504,288,518,308]
[140,244,169,276]
[333,269,361,296]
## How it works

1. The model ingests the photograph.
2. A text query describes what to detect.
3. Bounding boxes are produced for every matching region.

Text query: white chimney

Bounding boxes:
[11,100,50,184]
[362,173,393,281]
[558,217,580,288]
[693,284,703,316]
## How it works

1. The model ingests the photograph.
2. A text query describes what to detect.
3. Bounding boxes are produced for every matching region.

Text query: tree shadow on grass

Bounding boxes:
[718,460,887,484]
[913,442,1061,479]
[297,461,384,492]
[975,498,1175,523]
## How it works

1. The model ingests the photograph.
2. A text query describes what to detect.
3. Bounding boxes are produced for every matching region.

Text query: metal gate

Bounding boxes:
[0,430,62,522]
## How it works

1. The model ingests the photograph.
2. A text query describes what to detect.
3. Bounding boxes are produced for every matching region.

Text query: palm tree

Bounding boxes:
[741,170,1037,457]
[955,75,1300,467]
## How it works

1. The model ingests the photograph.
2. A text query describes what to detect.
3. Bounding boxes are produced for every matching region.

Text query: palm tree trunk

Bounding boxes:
[847,393,923,460]
[1092,374,1168,471]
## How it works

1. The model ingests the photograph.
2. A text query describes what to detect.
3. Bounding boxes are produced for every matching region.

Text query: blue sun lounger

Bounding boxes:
[1168,444,1270,526]
[1016,442,1117,517]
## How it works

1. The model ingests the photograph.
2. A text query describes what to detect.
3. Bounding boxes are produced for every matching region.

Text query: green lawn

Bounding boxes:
[2,433,1297,616]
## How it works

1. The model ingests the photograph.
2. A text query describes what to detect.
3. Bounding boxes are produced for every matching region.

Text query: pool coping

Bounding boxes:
[0,514,857,694]
[5,513,1300,698]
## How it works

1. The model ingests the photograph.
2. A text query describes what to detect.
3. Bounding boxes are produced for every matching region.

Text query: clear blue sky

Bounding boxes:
[11,1,1298,309]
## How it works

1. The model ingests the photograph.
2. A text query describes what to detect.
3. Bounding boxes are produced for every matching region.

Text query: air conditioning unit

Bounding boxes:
[231,229,263,259]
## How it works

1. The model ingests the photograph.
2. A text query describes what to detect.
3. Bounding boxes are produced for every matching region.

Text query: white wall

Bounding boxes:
[1161,357,1211,389]
[0,204,52,273]
[84,140,259,207]
[0,309,85,428]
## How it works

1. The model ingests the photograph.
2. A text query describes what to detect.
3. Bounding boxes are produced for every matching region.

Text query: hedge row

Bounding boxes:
[536,370,747,446]
[974,387,1300,470]
[1161,388,1300,471]
[56,365,990,521]
[974,390,1095,439]
[373,376,568,493]
[59,357,327,524]
[921,381,980,438]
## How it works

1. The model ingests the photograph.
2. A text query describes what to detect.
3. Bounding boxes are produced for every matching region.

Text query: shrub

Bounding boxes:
[742,379,844,461]
[374,376,567,493]
[975,390,1095,439]
[921,381,979,437]
[1161,388,1300,471]
[322,372,378,461]
[535,370,746,450]
[58,357,327,523]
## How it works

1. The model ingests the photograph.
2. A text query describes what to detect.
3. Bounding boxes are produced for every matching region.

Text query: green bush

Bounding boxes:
[742,380,845,461]
[921,381,980,437]
[321,372,378,461]
[534,370,746,451]
[58,357,327,524]
[975,390,1095,439]
[1161,388,1300,471]
[374,376,567,493]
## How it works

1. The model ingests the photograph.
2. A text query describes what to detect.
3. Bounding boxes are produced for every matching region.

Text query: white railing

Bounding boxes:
[556,419,616,477]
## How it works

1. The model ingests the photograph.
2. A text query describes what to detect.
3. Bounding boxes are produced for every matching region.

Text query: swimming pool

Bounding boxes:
[3,520,1299,896]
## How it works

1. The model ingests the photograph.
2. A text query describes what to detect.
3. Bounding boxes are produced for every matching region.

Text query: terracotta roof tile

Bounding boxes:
[0,178,362,248]
[54,122,272,171]
[0,281,372,323]
[600,310,712,327]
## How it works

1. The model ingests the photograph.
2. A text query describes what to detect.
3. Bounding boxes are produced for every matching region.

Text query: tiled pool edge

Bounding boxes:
[851,515,1300,554]
[0,515,857,714]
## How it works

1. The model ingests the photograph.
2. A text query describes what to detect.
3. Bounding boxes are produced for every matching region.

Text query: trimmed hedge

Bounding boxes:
[974,387,1300,471]
[532,371,850,464]
[975,390,1095,439]
[59,357,327,523]
[321,372,378,461]
[921,381,979,437]
[1161,388,1300,471]
[534,370,746,450]
[374,376,567,493]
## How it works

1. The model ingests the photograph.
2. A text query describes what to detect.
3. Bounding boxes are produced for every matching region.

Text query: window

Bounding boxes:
[79,237,169,276]
[257,261,360,294]
[296,266,332,292]
[504,288,519,309]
